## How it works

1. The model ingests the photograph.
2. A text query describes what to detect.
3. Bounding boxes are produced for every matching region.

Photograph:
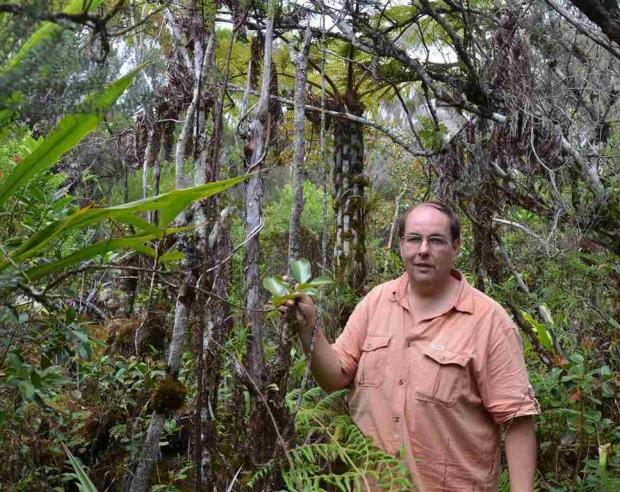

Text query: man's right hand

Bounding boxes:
[279,294,317,342]
[278,293,351,392]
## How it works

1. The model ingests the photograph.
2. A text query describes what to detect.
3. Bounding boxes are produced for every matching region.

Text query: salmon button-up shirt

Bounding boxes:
[332,271,540,491]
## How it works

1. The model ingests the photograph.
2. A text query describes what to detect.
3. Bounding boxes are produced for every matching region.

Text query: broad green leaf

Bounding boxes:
[6,206,96,267]
[291,258,312,284]
[0,68,139,208]
[77,343,92,361]
[522,311,554,350]
[68,174,247,231]
[298,286,318,297]
[263,276,289,297]
[537,326,554,351]
[71,330,90,344]
[305,276,334,287]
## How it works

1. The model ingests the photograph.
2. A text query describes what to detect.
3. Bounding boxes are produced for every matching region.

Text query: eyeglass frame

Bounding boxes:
[400,233,456,251]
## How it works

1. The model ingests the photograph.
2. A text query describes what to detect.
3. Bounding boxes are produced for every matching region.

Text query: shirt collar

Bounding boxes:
[450,270,475,314]
[389,269,475,315]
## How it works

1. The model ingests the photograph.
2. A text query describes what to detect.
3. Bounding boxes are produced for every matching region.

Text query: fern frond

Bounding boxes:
[247,459,275,488]
[276,387,414,491]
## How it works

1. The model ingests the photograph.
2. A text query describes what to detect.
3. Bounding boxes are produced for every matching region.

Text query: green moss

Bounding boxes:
[150,378,187,415]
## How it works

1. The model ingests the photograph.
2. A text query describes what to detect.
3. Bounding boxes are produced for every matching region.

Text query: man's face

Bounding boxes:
[399,205,460,288]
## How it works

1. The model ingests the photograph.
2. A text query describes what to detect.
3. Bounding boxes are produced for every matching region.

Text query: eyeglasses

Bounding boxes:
[401,234,452,251]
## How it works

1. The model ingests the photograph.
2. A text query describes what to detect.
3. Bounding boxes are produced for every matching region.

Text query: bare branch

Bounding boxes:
[228,85,437,157]
[545,0,620,60]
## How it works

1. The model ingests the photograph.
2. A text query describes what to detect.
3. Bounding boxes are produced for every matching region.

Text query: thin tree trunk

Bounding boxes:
[129,278,194,492]
[286,27,313,271]
[127,29,213,492]
[194,25,238,490]
[240,1,289,474]
[142,130,153,201]
[198,208,233,489]
[273,26,313,403]
[242,3,274,387]
[320,14,329,276]
[175,34,213,190]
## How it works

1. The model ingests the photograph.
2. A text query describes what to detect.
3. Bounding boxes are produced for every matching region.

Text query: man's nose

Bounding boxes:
[417,238,430,254]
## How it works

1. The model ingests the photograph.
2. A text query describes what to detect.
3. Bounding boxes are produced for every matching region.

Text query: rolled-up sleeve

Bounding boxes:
[479,320,541,424]
[331,295,369,378]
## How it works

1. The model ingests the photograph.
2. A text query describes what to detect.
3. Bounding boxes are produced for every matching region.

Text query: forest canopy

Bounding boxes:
[0,0,619,491]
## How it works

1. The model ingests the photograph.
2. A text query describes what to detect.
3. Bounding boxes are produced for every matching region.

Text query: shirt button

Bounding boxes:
[406,342,411,348]
[398,379,405,385]
[393,416,400,423]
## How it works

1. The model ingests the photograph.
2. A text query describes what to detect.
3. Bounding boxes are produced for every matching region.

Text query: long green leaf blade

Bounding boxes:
[61,442,98,492]
[25,236,161,282]
[3,175,247,269]
[0,68,139,208]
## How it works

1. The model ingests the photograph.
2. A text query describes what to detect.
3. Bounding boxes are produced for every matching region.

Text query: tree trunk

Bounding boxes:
[286,26,312,272]
[240,2,289,474]
[197,208,233,489]
[126,24,213,492]
[129,275,195,492]
[333,110,367,294]
[242,2,274,389]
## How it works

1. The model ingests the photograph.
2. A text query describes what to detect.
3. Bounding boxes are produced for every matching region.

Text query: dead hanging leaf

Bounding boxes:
[570,389,582,402]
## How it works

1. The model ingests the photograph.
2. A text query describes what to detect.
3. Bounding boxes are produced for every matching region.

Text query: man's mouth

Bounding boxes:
[414,263,434,269]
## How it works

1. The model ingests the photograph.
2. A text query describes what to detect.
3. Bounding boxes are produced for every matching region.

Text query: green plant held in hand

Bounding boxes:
[263,259,333,306]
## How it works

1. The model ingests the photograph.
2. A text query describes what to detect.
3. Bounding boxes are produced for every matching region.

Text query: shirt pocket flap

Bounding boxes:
[423,347,470,367]
[362,335,391,352]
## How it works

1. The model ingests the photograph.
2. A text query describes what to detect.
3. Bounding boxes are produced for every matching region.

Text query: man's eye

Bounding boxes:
[407,236,422,243]
[429,237,447,246]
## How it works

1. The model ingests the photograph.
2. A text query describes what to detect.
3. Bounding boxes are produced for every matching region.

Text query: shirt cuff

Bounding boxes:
[491,386,541,424]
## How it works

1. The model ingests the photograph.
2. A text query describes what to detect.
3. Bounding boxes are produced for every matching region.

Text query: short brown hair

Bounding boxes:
[398,202,461,241]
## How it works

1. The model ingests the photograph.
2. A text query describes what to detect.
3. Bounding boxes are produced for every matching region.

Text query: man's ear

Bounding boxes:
[452,239,461,258]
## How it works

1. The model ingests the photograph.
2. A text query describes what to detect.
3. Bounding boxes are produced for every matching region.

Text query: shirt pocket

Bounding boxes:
[415,347,471,406]
[357,335,391,387]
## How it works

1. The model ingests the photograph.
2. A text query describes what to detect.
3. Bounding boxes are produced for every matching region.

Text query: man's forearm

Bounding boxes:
[299,325,352,392]
[504,416,537,492]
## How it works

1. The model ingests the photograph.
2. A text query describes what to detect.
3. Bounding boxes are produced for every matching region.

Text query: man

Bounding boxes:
[282,202,540,491]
